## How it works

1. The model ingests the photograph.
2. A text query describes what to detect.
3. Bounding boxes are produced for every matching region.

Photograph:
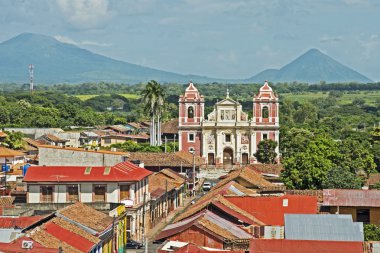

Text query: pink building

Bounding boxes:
[178,81,279,166]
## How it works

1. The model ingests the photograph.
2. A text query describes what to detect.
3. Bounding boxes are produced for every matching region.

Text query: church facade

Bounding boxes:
[178,81,279,166]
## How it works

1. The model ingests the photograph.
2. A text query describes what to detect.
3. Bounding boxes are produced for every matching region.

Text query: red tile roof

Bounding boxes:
[23,161,152,182]
[0,216,45,229]
[0,147,24,157]
[250,239,363,253]
[225,195,318,226]
[44,221,95,252]
[323,189,380,207]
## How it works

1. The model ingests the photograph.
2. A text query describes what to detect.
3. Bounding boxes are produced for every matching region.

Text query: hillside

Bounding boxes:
[248,49,372,84]
[0,33,219,84]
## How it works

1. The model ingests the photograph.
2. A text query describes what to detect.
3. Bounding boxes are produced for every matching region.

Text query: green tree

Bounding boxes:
[281,130,340,189]
[3,131,24,150]
[141,80,165,146]
[322,166,363,189]
[254,139,278,164]
[364,224,380,241]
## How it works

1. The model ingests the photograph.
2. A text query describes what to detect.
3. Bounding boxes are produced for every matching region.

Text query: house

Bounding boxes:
[0,147,25,166]
[38,145,129,166]
[155,210,252,251]
[127,150,203,172]
[224,195,318,226]
[0,237,57,253]
[23,202,126,253]
[22,138,44,156]
[103,125,129,135]
[79,131,101,147]
[213,166,283,194]
[157,241,245,253]
[100,133,149,147]
[149,169,186,228]
[250,239,363,253]
[161,119,179,142]
[0,216,45,243]
[322,189,380,225]
[126,122,150,134]
[37,134,68,147]
[23,161,152,241]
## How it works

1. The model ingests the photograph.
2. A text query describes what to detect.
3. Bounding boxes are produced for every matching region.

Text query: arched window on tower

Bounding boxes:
[188,106,194,118]
[262,106,269,118]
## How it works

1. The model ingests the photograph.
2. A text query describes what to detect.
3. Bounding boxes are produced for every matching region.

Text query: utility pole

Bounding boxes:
[173,134,176,152]
[165,180,168,222]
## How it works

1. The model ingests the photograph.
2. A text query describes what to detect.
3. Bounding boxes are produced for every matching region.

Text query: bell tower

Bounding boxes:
[253,81,280,157]
[178,81,204,156]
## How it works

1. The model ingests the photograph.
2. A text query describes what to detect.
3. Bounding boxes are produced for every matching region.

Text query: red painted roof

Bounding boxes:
[323,189,380,207]
[0,216,45,229]
[225,195,317,226]
[0,237,57,253]
[23,161,152,182]
[250,239,363,253]
[44,221,95,252]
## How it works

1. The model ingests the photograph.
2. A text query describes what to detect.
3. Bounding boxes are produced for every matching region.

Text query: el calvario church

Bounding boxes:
[178,81,279,166]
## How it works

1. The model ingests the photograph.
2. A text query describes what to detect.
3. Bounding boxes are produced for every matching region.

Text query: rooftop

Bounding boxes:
[38,144,129,155]
[225,195,318,226]
[23,161,152,182]
[323,189,380,207]
[0,147,24,157]
[128,151,203,167]
[156,210,252,241]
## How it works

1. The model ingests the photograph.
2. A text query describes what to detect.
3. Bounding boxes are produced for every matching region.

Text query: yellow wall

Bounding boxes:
[330,206,380,225]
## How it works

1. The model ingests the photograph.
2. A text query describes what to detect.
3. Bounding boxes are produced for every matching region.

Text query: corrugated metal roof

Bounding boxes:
[225,195,318,226]
[23,161,152,182]
[284,214,364,242]
[323,189,380,207]
[156,210,252,241]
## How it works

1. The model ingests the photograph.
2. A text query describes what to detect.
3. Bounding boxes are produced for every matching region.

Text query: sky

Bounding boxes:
[1,0,380,81]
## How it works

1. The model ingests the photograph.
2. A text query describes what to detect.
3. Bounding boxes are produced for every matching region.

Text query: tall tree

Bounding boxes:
[141,80,165,146]
[254,139,278,164]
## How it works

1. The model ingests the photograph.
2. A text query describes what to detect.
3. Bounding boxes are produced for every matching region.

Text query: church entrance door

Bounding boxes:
[242,153,249,165]
[208,153,215,165]
[223,148,233,165]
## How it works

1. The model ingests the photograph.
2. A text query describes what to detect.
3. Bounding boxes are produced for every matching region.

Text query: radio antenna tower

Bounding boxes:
[29,64,34,95]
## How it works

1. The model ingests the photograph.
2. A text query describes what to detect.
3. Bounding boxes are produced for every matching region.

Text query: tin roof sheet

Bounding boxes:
[323,189,380,207]
[284,214,364,242]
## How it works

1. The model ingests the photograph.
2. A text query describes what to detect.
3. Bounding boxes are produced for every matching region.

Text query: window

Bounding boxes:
[188,106,194,118]
[93,185,106,202]
[41,186,54,203]
[67,185,79,202]
[225,134,231,142]
[120,185,130,200]
[104,138,111,144]
[357,209,370,224]
[263,134,268,140]
[262,106,269,118]
[188,133,195,142]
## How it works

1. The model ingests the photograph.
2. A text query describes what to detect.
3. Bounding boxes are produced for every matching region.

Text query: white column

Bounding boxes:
[251,131,256,157]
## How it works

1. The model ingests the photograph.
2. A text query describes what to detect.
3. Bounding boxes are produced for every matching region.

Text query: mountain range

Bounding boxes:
[0,33,373,84]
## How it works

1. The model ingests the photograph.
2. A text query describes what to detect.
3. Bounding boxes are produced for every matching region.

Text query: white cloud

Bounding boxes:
[56,0,111,29]
[359,34,380,59]
[54,35,79,45]
[320,35,343,44]
[82,40,112,47]
[217,50,238,64]
[54,35,112,47]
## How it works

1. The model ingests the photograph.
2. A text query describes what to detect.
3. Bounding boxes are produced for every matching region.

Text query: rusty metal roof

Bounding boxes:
[323,189,380,207]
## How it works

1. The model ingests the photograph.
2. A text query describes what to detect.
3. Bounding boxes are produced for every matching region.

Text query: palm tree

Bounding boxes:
[141,80,165,146]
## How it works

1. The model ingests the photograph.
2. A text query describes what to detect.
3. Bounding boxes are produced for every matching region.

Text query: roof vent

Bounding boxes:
[104,167,111,175]
[84,167,92,175]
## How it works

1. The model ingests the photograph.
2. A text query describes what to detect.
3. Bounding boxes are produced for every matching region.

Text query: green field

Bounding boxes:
[75,93,140,101]
[281,91,380,106]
